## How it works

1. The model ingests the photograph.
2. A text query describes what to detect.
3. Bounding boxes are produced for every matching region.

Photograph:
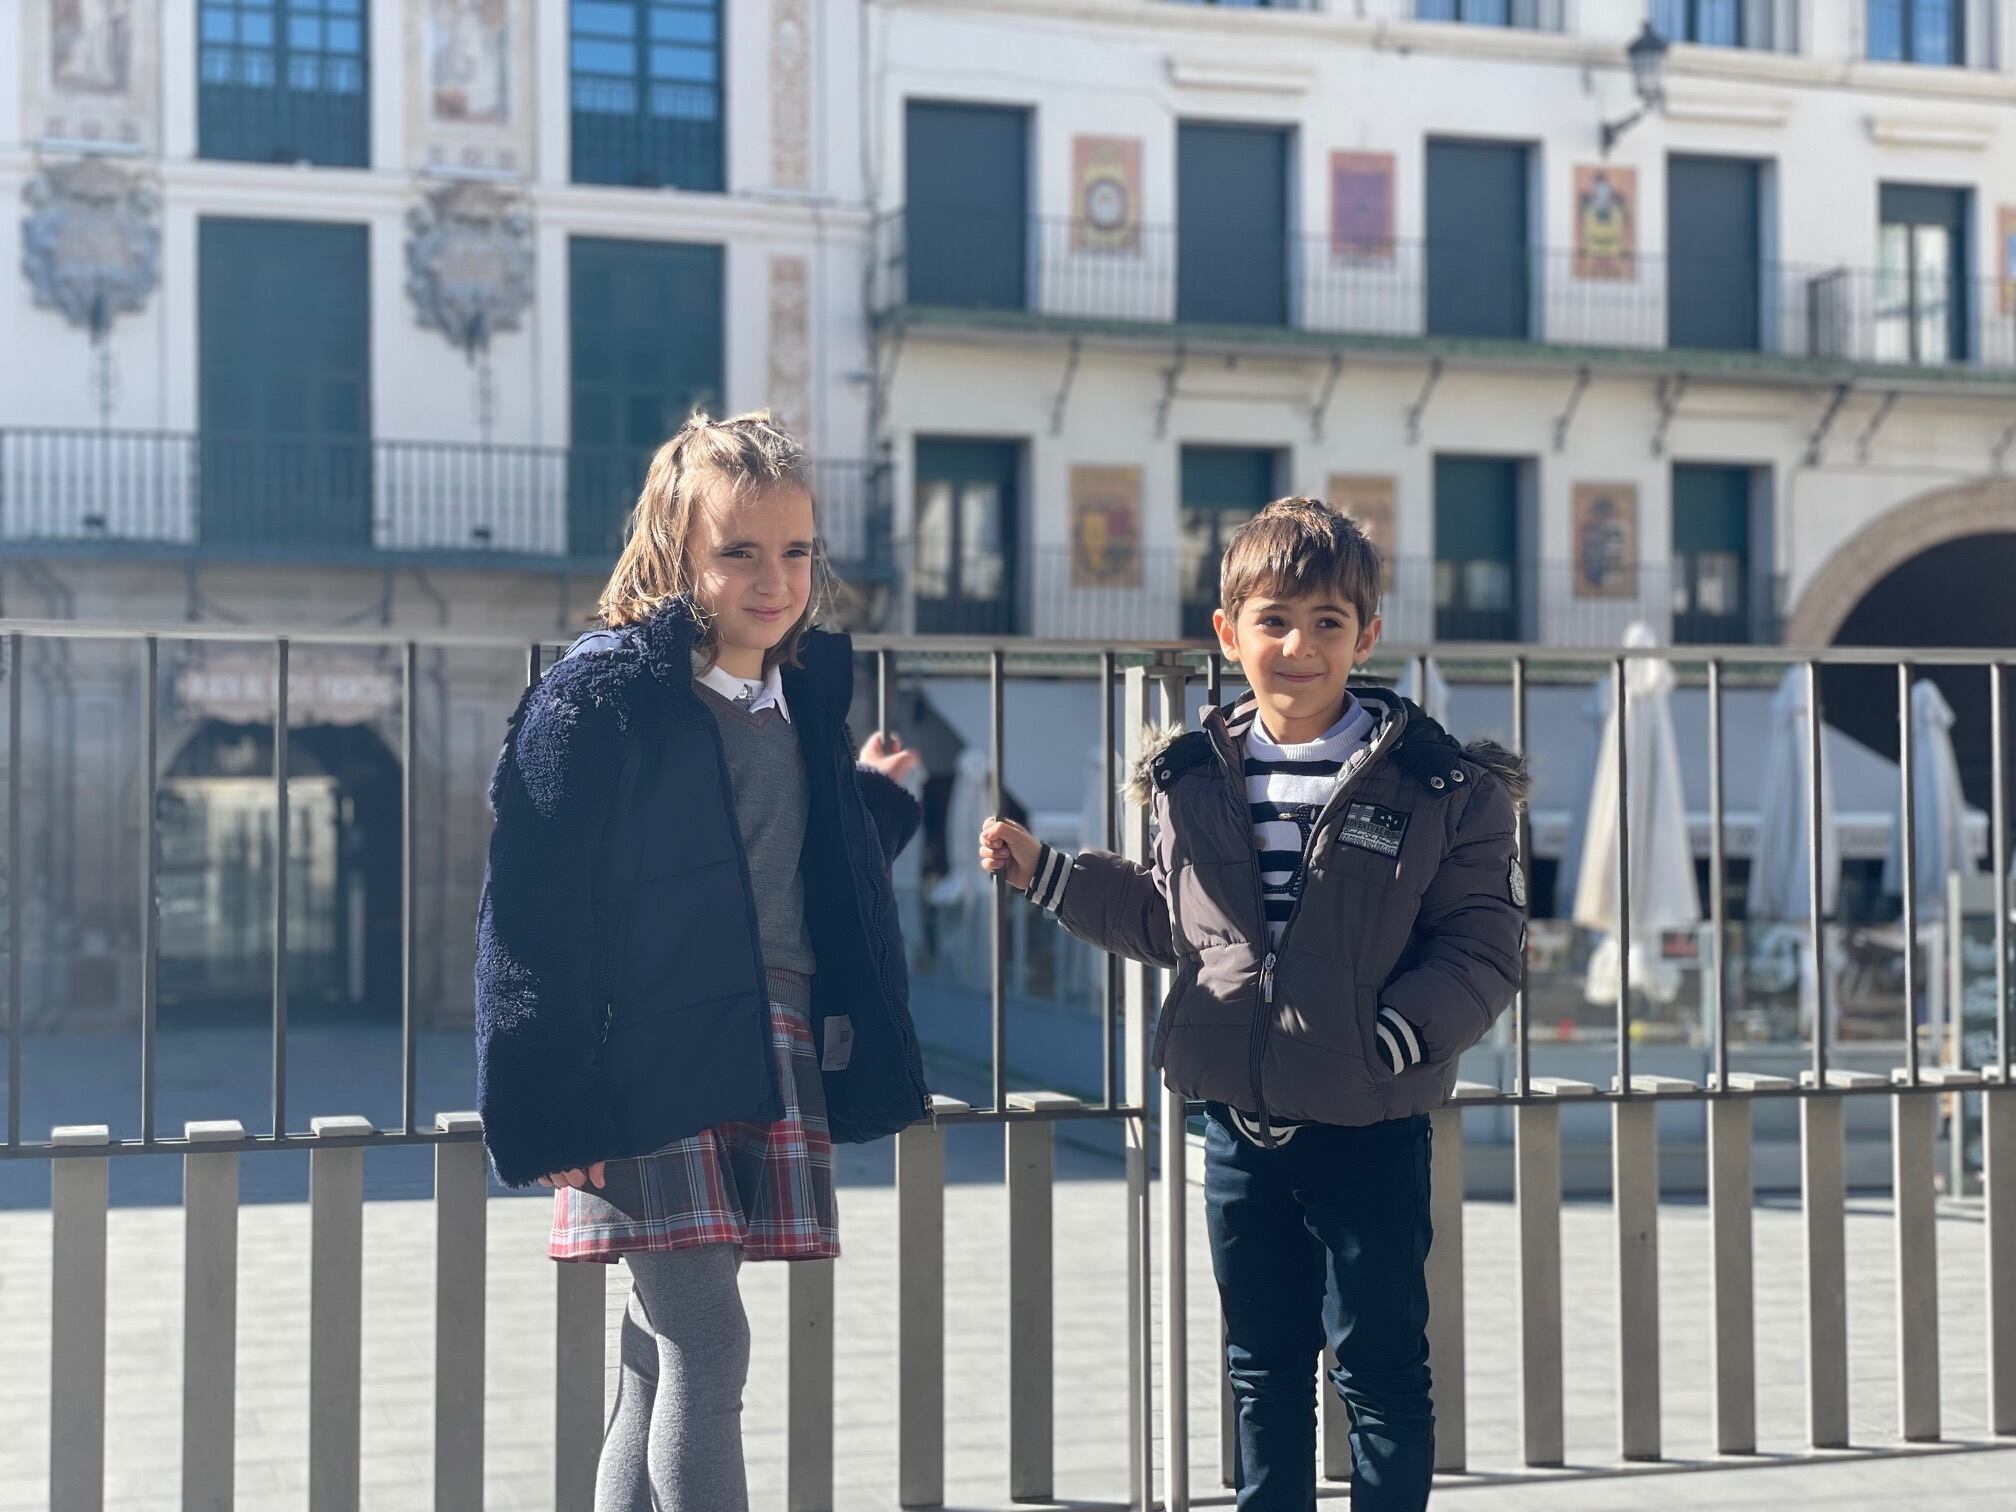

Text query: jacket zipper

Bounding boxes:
[1213,703,1407,1134]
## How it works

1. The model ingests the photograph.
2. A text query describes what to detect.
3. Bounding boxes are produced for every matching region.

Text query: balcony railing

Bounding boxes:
[875,212,2016,376]
[569,76,724,191]
[0,428,892,580]
[903,542,1784,647]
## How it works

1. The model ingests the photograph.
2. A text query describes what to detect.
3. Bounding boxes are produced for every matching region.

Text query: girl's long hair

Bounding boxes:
[596,410,830,671]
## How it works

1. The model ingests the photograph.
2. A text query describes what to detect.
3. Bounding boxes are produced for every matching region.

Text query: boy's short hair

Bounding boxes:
[1220,496,1383,627]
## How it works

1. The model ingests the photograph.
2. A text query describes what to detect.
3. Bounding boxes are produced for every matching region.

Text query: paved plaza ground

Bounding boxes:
[0,1115,2010,1510]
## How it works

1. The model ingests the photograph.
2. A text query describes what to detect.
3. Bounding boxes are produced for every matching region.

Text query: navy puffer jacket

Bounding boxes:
[474,599,928,1187]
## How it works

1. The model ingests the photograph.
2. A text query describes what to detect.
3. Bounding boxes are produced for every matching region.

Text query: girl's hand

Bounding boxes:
[538,1162,607,1190]
[860,730,920,783]
[978,818,1041,892]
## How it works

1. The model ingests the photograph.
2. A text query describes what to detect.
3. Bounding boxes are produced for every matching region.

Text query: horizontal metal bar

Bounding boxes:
[0,615,2009,670]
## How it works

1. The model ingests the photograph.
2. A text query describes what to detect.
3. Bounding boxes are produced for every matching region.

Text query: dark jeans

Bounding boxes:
[1203,1107,1435,1511]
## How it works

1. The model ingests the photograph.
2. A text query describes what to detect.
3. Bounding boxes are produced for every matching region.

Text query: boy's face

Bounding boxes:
[1213,587,1381,737]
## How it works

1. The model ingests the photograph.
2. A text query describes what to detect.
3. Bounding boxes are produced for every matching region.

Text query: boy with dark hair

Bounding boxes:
[982,497,1528,1510]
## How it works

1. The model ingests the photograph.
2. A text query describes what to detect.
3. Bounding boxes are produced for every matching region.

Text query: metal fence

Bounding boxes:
[5,621,2013,1509]
[875,214,2016,376]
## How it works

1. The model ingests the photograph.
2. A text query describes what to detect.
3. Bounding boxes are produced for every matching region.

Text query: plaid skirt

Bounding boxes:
[549,977,838,1264]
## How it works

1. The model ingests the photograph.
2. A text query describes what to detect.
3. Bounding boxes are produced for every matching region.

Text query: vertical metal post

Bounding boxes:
[140,634,158,1144]
[1517,1099,1564,1466]
[434,1113,488,1512]
[273,638,289,1138]
[51,1125,110,1512]
[1994,662,2010,1083]
[1807,662,1830,1086]
[1614,656,1632,1093]
[401,643,418,1136]
[1614,1099,1660,1459]
[7,633,21,1149]
[1102,650,1119,1110]
[309,1115,371,1512]
[1008,1094,1075,1501]
[1893,1085,1940,1440]
[898,1095,964,1507]
[1122,668,1155,1512]
[1803,1092,1849,1448]
[786,1259,836,1512]
[1899,664,1920,1085]
[553,1261,606,1510]
[877,647,892,740]
[1987,1082,2016,1435]
[527,643,542,686]
[1708,658,1729,1091]
[990,650,1007,1113]
[1513,655,1531,1095]
[1320,1349,1351,1482]
[1709,1091,1758,1454]
[184,1120,242,1512]
[1163,1078,1191,1512]
[1427,1101,1469,1472]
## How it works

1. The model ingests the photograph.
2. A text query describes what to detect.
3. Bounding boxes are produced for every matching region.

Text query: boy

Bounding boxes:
[980,498,1527,1510]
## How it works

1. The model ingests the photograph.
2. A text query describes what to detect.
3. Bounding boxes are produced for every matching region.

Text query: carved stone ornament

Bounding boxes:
[20,155,160,338]
[404,180,534,357]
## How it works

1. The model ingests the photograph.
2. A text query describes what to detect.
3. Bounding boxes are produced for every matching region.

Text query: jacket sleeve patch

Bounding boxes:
[1509,855,1528,908]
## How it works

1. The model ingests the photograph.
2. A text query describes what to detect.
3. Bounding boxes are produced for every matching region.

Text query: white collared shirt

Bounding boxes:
[694,654,791,722]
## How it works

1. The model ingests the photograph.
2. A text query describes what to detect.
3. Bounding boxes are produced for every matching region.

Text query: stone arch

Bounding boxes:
[1784,478,2016,647]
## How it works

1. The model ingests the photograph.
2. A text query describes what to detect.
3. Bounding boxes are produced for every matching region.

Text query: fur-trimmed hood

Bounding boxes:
[1120,687,1530,807]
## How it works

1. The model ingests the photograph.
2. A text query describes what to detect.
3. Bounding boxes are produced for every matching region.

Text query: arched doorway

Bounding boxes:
[1817,531,2016,813]
[158,719,402,1022]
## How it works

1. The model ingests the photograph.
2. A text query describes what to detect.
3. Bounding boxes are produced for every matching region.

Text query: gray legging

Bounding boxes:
[595,1243,750,1512]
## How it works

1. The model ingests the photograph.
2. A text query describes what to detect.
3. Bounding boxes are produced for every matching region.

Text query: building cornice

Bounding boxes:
[877,0,2016,108]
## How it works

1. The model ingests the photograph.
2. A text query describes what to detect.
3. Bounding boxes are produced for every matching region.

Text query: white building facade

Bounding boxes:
[867,0,2016,662]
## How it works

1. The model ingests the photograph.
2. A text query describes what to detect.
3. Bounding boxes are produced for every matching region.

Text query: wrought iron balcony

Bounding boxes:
[897,542,1783,647]
[874,211,2016,379]
[0,429,893,581]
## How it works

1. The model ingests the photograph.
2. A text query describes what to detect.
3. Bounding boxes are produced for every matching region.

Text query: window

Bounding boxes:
[1181,448,1279,639]
[1671,465,1755,644]
[912,441,1020,636]
[1667,155,1763,352]
[570,1,723,190]
[1877,184,1970,365]
[904,103,1030,311]
[1177,124,1290,328]
[1433,456,1521,642]
[1868,0,1962,65]
[1426,140,1531,341]
[198,0,368,167]
[1654,0,1766,47]
[568,238,723,558]
[1414,0,1560,27]
[198,219,371,549]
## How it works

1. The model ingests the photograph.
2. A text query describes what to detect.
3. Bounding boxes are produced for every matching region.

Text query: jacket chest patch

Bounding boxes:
[1336,802,1410,859]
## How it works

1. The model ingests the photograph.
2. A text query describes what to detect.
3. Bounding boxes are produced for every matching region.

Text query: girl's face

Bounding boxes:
[694,484,817,679]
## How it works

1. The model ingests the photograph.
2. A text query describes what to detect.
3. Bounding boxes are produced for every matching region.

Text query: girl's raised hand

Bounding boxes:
[538,1162,607,1190]
[859,730,920,783]
[978,818,1040,892]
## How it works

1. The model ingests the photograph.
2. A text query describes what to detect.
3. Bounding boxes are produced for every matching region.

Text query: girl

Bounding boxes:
[475,411,928,1510]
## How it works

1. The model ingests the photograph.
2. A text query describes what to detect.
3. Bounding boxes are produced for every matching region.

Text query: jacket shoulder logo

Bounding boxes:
[1337,802,1409,859]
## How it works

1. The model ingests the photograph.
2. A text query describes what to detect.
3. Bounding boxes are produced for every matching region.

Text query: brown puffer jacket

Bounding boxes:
[1028,687,1528,1134]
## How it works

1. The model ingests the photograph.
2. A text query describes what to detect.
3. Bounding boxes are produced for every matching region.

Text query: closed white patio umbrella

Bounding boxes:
[1750,666,1841,924]
[1573,624,1702,1007]
[1883,678,1974,921]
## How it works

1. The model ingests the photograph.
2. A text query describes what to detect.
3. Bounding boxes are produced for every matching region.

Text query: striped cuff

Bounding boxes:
[1026,843,1075,912]
[1374,1006,1426,1076]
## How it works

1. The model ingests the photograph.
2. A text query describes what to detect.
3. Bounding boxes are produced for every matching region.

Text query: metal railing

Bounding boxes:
[5,622,2013,1508]
[875,214,2016,376]
[0,429,894,580]
[903,544,1785,647]
[568,76,725,192]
